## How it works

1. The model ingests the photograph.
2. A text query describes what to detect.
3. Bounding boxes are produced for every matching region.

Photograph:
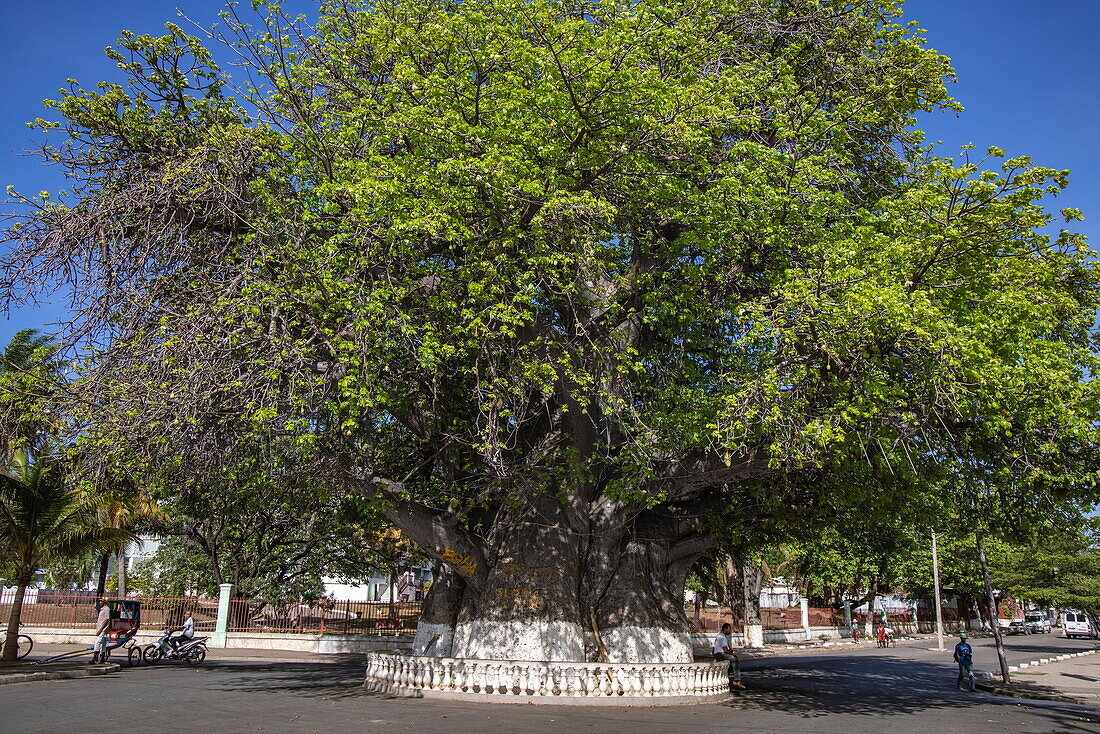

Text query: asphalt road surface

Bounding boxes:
[4,633,1099,734]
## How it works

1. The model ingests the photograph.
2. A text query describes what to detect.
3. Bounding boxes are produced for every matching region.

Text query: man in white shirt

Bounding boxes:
[168,611,195,652]
[713,623,745,689]
[91,598,112,664]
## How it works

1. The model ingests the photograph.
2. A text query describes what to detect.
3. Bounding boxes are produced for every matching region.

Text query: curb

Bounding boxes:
[0,662,121,686]
[754,636,924,654]
[1006,648,1099,674]
[760,632,977,654]
[974,648,1099,681]
[974,681,1083,705]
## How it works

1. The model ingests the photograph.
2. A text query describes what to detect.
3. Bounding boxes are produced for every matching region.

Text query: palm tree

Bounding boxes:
[94,488,166,597]
[0,449,134,661]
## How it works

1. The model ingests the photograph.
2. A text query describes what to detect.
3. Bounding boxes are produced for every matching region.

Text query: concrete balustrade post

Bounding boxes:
[211,583,233,648]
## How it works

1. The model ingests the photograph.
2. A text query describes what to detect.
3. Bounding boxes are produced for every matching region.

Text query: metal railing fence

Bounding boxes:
[0,591,420,636]
[689,604,965,634]
[226,599,421,635]
[0,592,215,630]
[687,605,807,633]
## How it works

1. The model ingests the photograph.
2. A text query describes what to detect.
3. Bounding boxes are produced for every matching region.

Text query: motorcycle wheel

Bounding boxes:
[143,645,164,664]
[184,646,207,665]
[127,645,143,667]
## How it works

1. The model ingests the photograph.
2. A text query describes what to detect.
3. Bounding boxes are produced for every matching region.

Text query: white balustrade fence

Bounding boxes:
[365,653,731,703]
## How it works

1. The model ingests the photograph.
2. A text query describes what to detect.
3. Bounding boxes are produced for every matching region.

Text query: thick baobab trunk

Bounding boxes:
[595,531,700,663]
[452,524,588,661]
[415,532,695,662]
[392,496,712,663]
[412,561,465,656]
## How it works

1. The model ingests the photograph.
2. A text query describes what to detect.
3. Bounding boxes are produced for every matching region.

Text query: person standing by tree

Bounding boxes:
[91,598,111,664]
[713,623,746,690]
[953,632,976,691]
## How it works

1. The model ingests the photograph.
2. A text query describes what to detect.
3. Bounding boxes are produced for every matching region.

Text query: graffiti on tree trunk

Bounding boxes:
[493,559,552,613]
[441,548,478,577]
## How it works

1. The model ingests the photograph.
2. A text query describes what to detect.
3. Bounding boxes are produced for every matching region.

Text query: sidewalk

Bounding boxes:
[27,642,358,665]
[0,658,120,686]
[741,632,938,656]
[0,642,368,687]
[977,650,1100,706]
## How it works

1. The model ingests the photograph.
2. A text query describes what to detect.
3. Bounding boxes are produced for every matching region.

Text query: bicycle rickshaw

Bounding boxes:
[37,598,145,667]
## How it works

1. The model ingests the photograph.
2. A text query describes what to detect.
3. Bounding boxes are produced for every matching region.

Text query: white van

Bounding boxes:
[1063,611,1097,639]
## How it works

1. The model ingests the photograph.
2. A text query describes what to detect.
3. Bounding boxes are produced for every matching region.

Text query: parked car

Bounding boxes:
[1063,611,1097,639]
[1024,612,1051,634]
[1002,620,1030,635]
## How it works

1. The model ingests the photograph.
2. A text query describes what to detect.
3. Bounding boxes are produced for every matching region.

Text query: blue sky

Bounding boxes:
[1,0,1098,347]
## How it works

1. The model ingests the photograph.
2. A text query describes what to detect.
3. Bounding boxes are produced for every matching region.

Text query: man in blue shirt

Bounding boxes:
[953,632,975,691]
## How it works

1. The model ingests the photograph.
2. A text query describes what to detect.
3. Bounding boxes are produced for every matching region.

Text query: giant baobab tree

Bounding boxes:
[4,0,1098,662]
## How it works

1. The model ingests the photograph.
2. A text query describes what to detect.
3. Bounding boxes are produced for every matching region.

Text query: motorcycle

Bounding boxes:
[143,629,209,665]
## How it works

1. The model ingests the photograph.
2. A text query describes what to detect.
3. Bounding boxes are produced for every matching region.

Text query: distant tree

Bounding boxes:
[139,540,218,598]
[688,549,766,646]
[92,487,165,597]
[41,551,95,590]
[993,520,1100,617]
[136,436,401,601]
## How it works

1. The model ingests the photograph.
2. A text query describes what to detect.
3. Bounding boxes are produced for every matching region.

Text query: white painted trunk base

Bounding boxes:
[599,626,693,663]
[412,622,455,657]
[419,621,694,663]
[451,620,585,662]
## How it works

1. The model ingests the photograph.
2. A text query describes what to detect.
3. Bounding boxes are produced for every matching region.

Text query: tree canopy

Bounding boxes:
[3,0,1098,662]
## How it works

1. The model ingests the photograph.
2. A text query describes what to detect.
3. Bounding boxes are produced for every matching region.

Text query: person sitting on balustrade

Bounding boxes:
[713,623,746,690]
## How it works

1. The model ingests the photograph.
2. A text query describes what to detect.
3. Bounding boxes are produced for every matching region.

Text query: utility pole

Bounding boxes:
[931,530,945,652]
[977,533,1011,684]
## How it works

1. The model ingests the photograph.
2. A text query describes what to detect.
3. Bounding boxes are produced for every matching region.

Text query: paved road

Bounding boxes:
[843,631,1098,669]
[3,634,1098,734]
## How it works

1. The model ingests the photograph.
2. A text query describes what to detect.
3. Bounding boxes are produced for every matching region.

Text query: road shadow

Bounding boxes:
[725,653,1100,732]
[168,652,1100,733]
[171,657,371,699]
[983,677,1085,701]
[1065,673,1100,683]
